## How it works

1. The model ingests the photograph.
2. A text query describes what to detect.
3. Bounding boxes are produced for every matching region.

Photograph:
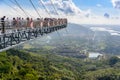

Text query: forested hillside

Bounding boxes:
[0,24,120,80]
[0,49,120,80]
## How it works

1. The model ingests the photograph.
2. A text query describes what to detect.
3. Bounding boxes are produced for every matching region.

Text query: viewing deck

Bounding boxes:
[0,18,67,52]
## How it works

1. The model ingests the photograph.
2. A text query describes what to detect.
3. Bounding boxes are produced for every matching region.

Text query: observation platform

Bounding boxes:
[0,18,67,52]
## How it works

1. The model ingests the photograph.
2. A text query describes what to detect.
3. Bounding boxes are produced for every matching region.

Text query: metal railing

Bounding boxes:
[0,18,67,34]
[0,19,67,52]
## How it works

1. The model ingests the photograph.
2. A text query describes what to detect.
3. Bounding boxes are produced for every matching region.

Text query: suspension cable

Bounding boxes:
[49,0,70,47]
[50,0,68,18]
[49,0,60,17]
[49,0,69,38]
[9,0,17,6]
[9,0,32,17]
[39,0,52,18]
[29,0,41,18]
[39,0,64,41]
[50,0,69,38]
[13,0,31,17]
[3,0,24,17]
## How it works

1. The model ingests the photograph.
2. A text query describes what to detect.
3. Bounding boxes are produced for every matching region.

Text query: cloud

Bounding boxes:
[96,4,102,7]
[1,0,92,20]
[0,0,120,25]
[42,0,91,17]
[111,0,120,9]
[68,15,120,25]
[104,13,110,18]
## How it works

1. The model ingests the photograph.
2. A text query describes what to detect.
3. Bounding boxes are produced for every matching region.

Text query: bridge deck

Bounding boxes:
[0,24,67,52]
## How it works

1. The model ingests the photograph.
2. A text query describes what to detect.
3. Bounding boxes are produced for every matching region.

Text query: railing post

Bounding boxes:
[10,33,13,46]
[3,34,6,48]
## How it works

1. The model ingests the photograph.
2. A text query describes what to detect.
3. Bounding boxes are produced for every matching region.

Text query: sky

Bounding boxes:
[0,0,120,25]
[74,0,119,16]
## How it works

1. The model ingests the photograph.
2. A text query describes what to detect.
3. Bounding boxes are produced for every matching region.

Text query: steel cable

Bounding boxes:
[14,0,31,17]
[39,0,52,18]
[3,0,24,17]
[29,0,41,18]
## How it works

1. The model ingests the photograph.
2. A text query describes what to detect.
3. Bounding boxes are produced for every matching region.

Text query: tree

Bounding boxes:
[108,56,120,66]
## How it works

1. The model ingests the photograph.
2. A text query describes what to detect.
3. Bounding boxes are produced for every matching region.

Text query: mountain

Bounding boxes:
[0,23,120,80]
[0,48,120,80]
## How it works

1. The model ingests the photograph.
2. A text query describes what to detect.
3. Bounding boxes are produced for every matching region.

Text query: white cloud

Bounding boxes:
[104,13,110,18]
[42,0,91,17]
[0,0,120,25]
[96,4,102,7]
[67,15,120,25]
[111,0,120,9]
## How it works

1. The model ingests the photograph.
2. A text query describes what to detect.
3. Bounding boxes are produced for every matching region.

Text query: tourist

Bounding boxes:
[1,16,6,33]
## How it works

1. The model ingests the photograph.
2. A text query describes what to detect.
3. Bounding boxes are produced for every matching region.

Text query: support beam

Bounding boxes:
[0,24,67,52]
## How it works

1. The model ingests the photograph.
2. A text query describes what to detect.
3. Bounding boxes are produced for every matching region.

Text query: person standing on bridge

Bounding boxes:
[18,17,22,29]
[1,16,6,33]
[30,18,34,29]
[6,18,11,28]
[26,17,30,28]
[21,18,25,28]
[12,18,17,29]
